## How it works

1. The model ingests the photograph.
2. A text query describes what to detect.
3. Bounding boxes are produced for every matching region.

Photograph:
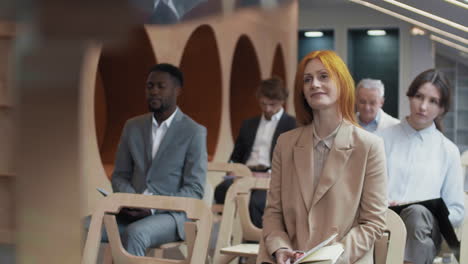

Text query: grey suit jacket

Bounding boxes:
[111,109,207,239]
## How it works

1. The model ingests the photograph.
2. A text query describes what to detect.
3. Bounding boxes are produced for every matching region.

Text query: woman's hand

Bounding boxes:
[275,248,301,264]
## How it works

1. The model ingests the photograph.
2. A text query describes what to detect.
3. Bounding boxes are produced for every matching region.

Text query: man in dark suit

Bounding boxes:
[111,63,207,256]
[214,77,296,228]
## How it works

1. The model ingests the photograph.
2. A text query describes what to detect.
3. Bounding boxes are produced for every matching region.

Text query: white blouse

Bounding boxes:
[378,118,465,227]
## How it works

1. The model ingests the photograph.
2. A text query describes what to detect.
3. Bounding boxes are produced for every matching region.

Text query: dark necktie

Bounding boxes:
[149,0,179,25]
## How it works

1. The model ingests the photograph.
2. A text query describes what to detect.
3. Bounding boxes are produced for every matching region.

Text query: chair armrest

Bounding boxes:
[236,194,262,242]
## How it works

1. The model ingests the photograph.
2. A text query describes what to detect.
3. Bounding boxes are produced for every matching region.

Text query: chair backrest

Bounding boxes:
[459,194,468,264]
[207,162,253,214]
[203,180,214,207]
[461,151,468,190]
[82,193,212,264]
[207,162,252,177]
[374,209,407,264]
[461,151,468,167]
[213,177,270,263]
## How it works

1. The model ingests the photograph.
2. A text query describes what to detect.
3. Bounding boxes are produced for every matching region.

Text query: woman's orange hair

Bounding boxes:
[294,50,358,126]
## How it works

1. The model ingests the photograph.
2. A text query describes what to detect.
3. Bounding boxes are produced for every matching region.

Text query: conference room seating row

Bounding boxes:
[83,156,468,264]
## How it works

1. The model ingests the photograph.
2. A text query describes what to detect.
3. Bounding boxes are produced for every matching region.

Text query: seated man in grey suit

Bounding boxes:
[111,63,207,256]
[214,77,296,228]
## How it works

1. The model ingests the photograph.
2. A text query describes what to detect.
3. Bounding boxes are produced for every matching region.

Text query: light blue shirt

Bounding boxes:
[358,110,381,133]
[377,118,465,227]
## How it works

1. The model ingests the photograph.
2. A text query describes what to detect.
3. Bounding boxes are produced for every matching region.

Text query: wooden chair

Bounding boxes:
[458,194,468,264]
[82,193,212,264]
[150,181,214,261]
[434,151,468,263]
[150,162,252,262]
[459,152,468,264]
[374,209,407,264]
[213,177,270,264]
[207,162,252,178]
[100,183,213,262]
[462,150,468,191]
[207,162,253,214]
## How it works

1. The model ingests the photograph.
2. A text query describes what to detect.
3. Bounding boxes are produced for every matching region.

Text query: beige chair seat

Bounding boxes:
[220,243,259,258]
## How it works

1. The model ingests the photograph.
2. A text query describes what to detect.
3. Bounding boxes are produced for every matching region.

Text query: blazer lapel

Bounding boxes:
[243,117,261,162]
[248,117,261,147]
[311,121,354,206]
[293,125,315,211]
[272,113,287,144]
[143,114,153,170]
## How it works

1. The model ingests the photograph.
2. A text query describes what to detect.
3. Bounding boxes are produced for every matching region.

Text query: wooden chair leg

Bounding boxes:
[102,243,113,264]
[245,256,256,264]
[152,248,164,258]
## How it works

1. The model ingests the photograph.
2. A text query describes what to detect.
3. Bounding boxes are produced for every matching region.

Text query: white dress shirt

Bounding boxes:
[246,108,284,168]
[378,118,465,226]
[143,108,178,213]
[151,108,177,159]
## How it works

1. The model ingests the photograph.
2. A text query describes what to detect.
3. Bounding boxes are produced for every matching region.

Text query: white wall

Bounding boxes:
[299,3,435,119]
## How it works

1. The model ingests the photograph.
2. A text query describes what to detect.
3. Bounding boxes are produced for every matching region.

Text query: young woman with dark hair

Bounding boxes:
[378,69,464,264]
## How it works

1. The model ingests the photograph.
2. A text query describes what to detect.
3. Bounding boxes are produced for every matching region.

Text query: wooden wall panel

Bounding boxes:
[97,26,157,165]
[179,25,222,161]
[271,44,287,86]
[229,35,262,140]
[271,44,288,109]
[81,1,298,215]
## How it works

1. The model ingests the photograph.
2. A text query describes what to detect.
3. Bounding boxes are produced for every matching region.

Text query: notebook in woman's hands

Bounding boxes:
[290,233,344,264]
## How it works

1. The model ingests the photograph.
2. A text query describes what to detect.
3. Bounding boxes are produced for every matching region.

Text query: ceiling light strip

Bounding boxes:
[367,30,387,35]
[305,31,324,37]
[444,0,468,9]
[430,34,468,53]
[383,0,467,32]
[349,0,468,45]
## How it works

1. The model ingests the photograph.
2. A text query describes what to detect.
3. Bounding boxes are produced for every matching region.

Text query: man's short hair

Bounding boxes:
[256,76,288,101]
[356,79,385,97]
[148,63,184,87]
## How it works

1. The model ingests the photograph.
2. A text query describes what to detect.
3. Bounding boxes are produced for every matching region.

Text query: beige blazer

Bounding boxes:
[257,121,387,264]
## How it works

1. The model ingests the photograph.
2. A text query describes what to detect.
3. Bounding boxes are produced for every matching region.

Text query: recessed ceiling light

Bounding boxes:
[349,0,468,45]
[367,30,387,36]
[411,27,426,35]
[384,0,467,32]
[304,31,324,37]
